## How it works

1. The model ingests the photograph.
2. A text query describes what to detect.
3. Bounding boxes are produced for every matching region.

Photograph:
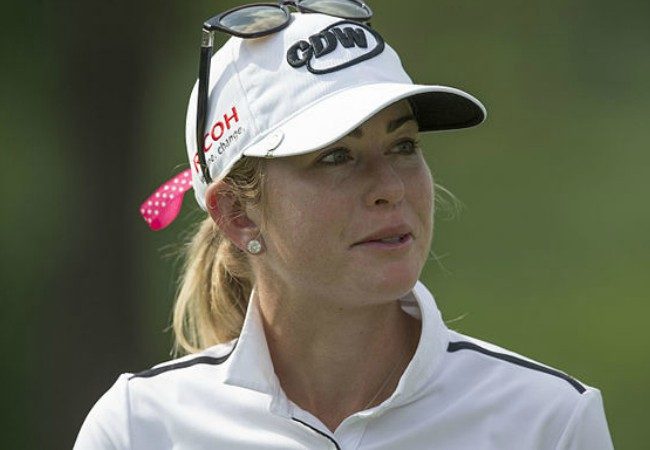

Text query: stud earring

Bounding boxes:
[246,239,263,255]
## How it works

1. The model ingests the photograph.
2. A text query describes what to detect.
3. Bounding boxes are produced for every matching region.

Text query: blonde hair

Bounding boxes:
[172,157,265,356]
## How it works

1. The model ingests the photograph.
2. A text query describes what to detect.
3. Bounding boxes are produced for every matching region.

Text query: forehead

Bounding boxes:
[350,100,415,135]
[329,100,417,145]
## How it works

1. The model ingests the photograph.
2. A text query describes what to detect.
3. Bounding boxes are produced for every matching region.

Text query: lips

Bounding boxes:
[374,235,407,244]
[353,225,413,247]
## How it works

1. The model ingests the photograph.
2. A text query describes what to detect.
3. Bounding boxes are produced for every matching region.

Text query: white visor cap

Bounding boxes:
[185,13,486,211]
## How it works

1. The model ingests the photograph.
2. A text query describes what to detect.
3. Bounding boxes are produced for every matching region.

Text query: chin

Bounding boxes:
[369,265,421,300]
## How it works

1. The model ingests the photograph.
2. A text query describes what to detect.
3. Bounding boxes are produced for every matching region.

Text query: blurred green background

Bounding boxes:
[1,0,647,448]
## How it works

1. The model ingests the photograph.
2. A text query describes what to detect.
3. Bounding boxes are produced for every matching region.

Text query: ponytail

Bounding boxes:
[172,157,264,355]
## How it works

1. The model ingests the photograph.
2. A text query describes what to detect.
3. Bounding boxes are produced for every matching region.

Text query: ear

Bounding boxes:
[205,180,261,252]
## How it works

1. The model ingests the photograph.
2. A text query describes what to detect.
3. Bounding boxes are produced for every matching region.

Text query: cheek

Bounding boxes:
[408,166,434,245]
[418,171,434,213]
[263,180,345,262]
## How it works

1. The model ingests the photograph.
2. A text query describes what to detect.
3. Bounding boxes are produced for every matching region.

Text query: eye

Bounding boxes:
[392,139,420,155]
[318,148,353,166]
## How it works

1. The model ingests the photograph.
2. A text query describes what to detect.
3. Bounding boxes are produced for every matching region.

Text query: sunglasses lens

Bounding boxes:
[220,6,289,35]
[299,0,371,19]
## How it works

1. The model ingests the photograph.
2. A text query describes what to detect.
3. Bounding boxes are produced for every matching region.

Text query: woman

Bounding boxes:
[75,3,613,449]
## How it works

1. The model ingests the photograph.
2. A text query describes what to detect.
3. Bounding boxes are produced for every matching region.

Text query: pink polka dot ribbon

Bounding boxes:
[140,169,193,231]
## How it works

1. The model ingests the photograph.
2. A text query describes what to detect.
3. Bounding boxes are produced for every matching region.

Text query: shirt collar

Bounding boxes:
[223,289,280,395]
[223,281,449,407]
[387,280,449,408]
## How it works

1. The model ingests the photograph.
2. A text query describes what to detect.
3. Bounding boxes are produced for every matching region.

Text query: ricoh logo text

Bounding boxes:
[194,106,244,173]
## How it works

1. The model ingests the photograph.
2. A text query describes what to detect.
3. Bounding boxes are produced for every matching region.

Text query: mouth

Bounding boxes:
[367,234,411,244]
[352,232,414,249]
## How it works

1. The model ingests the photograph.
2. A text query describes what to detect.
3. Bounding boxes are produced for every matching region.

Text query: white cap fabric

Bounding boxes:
[185,13,486,211]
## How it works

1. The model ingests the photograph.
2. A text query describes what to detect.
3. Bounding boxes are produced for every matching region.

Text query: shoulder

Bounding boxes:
[74,340,237,450]
[436,330,613,449]
[74,372,132,450]
[445,330,587,395]
[129,340,236,381]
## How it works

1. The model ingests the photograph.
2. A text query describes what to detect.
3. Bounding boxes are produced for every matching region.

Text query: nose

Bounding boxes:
[363,159,405,207]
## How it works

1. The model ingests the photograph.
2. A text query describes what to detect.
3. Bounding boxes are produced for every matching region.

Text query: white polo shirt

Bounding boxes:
[74,282,614,449]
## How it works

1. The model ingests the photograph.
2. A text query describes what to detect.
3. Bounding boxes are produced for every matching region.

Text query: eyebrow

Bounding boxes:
[348,114,417,138]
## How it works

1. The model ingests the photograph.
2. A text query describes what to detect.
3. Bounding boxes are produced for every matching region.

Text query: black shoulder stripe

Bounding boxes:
[129,349,234,380]
[447,341,586,394]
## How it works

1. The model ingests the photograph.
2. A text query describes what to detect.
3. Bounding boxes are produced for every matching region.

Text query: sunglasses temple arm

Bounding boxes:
[196,29,214,184]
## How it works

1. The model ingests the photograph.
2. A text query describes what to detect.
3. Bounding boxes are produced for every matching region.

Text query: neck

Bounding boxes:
[255,285,421,432]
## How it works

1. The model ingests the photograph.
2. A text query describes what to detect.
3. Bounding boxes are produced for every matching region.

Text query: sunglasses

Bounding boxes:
[195,0,374,184]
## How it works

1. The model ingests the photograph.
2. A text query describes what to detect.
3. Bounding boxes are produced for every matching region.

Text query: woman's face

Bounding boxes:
[249,100,434,307]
